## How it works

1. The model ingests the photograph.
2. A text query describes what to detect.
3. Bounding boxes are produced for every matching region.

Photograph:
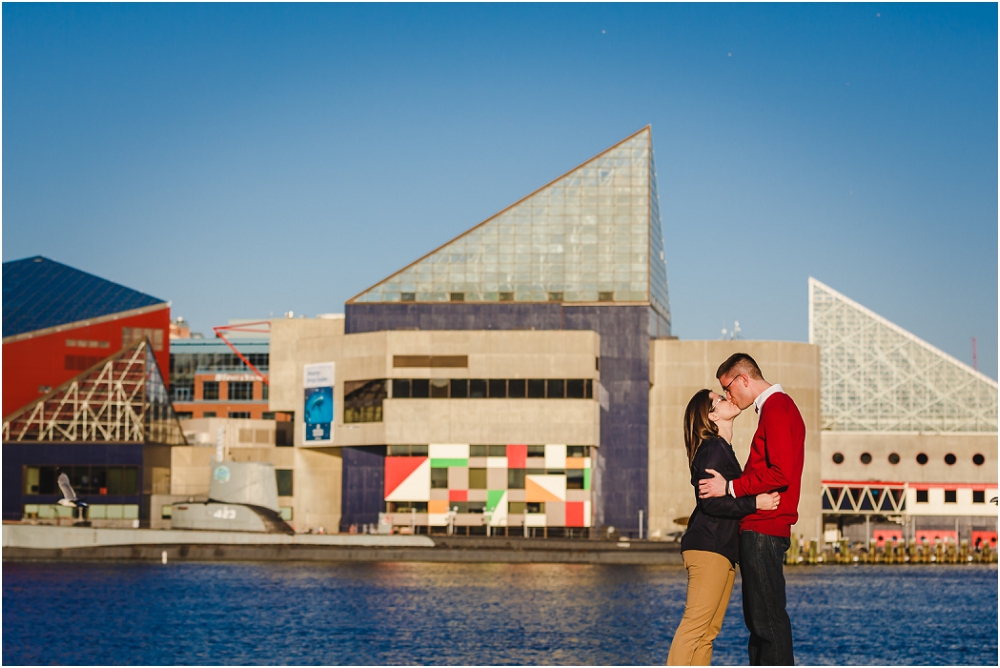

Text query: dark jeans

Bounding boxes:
[739,531,795,665]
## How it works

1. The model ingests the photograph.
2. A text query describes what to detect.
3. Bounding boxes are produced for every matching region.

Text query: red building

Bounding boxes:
[2,256,170,418]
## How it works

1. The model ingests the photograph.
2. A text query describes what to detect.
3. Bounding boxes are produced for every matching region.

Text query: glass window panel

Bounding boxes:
[488,379,507,398]
[469,469,487,489]
[528,379,545,398]
[411,379,429,398]
[469,379,487,398]
[430,379,449,398]
[547,379,565,398]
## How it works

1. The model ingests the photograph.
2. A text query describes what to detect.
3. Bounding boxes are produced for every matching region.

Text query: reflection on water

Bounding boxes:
[2,561,996,665]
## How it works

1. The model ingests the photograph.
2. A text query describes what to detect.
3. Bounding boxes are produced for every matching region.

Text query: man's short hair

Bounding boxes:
[716,353,765,381]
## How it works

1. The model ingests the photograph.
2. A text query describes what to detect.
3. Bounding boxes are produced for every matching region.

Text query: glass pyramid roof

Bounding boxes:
[350,127,670,327]
[2,256,166,338]
[809,277,997,432]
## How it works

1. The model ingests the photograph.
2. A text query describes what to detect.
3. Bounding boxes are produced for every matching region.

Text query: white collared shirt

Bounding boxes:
[753,383,785,414]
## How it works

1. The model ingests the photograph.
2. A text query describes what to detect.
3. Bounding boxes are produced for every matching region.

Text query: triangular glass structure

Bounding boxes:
[2,340,187,445]
[349,127,671,330]
[809,277,997,432]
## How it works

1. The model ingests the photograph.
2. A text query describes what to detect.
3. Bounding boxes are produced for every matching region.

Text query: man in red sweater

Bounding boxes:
[698,353,804,666]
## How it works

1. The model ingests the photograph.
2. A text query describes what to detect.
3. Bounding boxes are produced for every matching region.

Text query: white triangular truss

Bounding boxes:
[3,340,186,444]
[809,278,997,432]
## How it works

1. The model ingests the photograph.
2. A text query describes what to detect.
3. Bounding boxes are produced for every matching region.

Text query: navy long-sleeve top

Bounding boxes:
[680,436,758,565]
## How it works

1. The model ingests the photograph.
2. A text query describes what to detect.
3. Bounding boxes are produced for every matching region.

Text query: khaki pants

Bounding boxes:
[666,550,737,666]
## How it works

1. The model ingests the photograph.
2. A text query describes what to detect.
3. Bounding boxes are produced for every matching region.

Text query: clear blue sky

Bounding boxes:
[4,3,996,378]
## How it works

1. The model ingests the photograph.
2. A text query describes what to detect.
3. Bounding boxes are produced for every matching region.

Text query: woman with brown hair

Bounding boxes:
[666,389,780,666]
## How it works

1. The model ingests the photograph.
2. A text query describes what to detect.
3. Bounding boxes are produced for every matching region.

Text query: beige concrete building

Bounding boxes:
[268,319,602,534]
[648,339,822,543]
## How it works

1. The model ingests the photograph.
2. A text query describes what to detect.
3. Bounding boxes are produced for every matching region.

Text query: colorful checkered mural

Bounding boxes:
[384,444,593,528]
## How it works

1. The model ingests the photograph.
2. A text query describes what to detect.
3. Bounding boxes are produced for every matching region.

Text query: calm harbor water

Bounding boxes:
[2,561,996,665]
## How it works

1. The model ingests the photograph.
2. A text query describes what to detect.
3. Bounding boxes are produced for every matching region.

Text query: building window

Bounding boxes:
[202,411,217,418]
[566,379,585,399]
[175,412,193,420]
[122,326,164,351]
[888,453,900,465]
[430,379,449,398]
[916,453,928,465]
[528,379,545,398]
[262,383,269,400]
[507,469,525,489]
[527,445,545,457]
[567,470,585,490]
[470,445,488,457]
[392,379,411,398]
[489,379,507,398]
[469,379,487,398]
[973,490,986,504]
[469,469,487,489]
[171,381,194,402]
[67,339,109,349]
[508,501,526,514]
[598,291,613,302]
[916,490,928,503]
[276,470,294,497]
[944,453,956,465]
[388,501,428,513]
[228,412,251,419]
[546,379,565,398]
[973,453,985,466]
[567,446,589,458]
[944,490,957,503]
[202,381,219,401]
[450,379,468,398]
[23,465,139,496]
[228,382,254,401]
[344,379,387,423]
[387,445,428,456]
[860,453,872,465]
[411,379,429,398]
[431,468,448,489]
[508,379,526,398]
[450,292,465,302]
[832,453,844,464]
[161,505,173,519]
[526,502,545,514]
[499,292,514,302]
[401,292,416,302]
[548,292,564,302]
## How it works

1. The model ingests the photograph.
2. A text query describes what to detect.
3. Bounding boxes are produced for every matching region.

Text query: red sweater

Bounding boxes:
[732,392,805,538]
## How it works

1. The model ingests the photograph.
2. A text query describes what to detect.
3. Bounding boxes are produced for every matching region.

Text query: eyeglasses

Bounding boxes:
[722,374,744,397]
[710,395,725,412]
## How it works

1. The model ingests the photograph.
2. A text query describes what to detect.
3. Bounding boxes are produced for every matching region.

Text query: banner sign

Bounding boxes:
[303,362,335,444]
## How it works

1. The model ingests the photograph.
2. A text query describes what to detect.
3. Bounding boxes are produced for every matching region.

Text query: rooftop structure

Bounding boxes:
[350,125,670,337]
[2,340,186,446]
[2,256,166,340]
[2,256,171,419]
[809,277,998,433]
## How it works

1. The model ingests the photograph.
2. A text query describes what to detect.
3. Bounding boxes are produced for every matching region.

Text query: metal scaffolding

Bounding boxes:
[2,340,187,445]
[809,277,998,432]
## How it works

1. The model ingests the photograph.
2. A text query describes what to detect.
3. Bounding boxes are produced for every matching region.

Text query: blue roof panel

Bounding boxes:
[2,256,167,338]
